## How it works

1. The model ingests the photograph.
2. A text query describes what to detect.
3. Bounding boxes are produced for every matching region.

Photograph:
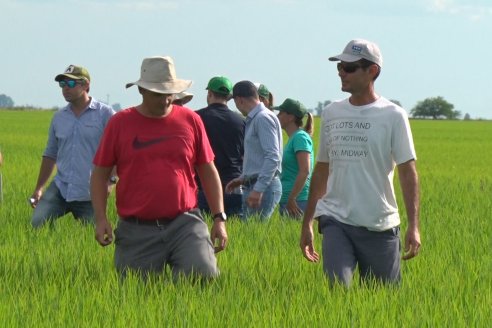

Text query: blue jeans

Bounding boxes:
[31,181,94,228]
[279,200,308,219]
[197,190,244,219]
[242,176,281,221]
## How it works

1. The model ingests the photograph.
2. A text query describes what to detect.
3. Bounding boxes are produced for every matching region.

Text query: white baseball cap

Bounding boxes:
[329,39,383,67]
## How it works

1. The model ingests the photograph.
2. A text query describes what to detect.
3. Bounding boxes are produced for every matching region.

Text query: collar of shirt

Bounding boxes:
[62,96,96,114]
[246,102,267,123]
[205,103,231,111]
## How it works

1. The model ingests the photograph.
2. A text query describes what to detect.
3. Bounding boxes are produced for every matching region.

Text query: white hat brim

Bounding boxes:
[328,54,362,63]
[126,79,192,94]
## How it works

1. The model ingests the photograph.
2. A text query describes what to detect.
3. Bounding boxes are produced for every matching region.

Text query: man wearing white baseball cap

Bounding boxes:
[91,56,228,281]
[300,39,421,286]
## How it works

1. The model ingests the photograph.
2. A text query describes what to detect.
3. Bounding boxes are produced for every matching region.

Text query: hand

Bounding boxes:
[95,219,113,247]
[29,190,42,208]
[300,222,319,262]
[247,190,262,208]
[286,197,303,218]
[210,220,228,253]
[402,226,421,260]
[225,178,242,194]
[106,183,114,196]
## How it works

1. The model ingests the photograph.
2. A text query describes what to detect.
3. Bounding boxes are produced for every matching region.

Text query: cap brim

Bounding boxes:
[126,79,192,94]
[55,73,89,82]
[328,54,362,63]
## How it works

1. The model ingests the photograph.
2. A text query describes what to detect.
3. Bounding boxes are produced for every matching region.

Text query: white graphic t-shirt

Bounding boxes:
[315,97,416,231]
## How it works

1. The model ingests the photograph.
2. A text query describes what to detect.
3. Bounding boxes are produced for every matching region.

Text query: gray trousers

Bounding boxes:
[319,215,401,286]
[114,209,218,280]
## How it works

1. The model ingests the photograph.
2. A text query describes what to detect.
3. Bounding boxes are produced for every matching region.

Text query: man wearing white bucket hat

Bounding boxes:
[172,92,194,106]
[300,39,421,286]
[91,56,228,280]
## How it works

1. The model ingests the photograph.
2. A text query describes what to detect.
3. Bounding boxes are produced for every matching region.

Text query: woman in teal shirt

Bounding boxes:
[275,98,314,219]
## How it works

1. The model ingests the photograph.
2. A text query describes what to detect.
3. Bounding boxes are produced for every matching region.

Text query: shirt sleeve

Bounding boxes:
[93,115,118,167]
[255,114,282,192]
[43,117,58,160]
[316,109,330,163]
[391,110,417,164]
[292,132,313,154]
[193,113,215,166]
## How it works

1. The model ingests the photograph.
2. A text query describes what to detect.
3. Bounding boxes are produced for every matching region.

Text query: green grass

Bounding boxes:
[0,110,491,327]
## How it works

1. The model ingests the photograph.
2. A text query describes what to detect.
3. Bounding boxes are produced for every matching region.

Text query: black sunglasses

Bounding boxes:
[337,62,365,74]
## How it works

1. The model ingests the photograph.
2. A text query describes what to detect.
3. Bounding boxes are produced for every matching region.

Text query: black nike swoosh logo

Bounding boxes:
[132,136,168,149]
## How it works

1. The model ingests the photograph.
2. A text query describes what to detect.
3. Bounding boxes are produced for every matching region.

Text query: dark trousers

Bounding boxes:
[197,190,243,219]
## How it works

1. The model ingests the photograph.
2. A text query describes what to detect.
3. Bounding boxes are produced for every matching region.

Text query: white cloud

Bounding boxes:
[427,0,492,20]
[1,0,178,11]
[86,0,178,11]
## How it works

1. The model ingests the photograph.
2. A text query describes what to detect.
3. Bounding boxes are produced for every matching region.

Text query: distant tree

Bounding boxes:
[313,100,331,116]
[0,94,14,108]
[464,113,471,121]
[112,103,122,111]
[410,96,460,119]
[389,99,402,107]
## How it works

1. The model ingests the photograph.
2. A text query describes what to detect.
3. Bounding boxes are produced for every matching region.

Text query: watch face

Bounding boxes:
[214,212,227,221]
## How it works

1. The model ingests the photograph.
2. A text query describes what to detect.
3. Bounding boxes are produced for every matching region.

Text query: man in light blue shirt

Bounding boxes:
[30,64,115,228]
[226,80,282,221]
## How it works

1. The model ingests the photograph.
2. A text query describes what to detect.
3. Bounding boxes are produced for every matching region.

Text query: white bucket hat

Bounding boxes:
[126,56,192,94]
[173,92,194,105]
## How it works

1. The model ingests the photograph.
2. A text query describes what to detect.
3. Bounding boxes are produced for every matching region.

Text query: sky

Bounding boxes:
[0,0,490,119]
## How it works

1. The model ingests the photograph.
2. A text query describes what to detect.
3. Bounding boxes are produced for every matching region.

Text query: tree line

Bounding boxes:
[310,96,465,120]
[0,93,470,120]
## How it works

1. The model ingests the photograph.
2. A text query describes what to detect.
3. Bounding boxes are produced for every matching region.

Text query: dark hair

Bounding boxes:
[232,80,258,99]
[210,90,229,101]
[294,112,314,136]
[359,58,381,81]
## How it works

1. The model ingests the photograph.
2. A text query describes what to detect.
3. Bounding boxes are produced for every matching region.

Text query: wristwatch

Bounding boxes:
[212,212,227,222]
[109,176,118,185]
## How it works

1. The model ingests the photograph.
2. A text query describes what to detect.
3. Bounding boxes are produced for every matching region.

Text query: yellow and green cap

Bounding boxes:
[55,65,91,82]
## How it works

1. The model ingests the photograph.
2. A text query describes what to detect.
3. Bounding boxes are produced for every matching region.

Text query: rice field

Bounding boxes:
[0,109,490,327]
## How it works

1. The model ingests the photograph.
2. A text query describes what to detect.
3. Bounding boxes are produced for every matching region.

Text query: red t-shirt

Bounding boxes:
[93,106,214,219]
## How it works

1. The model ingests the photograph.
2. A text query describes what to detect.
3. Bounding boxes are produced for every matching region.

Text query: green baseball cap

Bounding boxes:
[206,76,233,96]
[55,64,91,82]
[275,98,307,118]
[258,84,270,99]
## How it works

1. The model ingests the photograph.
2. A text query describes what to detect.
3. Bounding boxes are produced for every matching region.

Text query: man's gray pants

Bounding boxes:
[319,215,401,286]
[114,209,218,280]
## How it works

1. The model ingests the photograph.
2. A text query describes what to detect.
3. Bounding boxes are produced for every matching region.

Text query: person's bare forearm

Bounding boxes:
[302,162,329,225]
[90,166,112,223]
[33,156,56,192]
[398,160,420,229]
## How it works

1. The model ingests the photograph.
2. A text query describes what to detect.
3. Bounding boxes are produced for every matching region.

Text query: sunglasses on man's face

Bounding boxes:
[337,62,365,74]
[58,80,83,88]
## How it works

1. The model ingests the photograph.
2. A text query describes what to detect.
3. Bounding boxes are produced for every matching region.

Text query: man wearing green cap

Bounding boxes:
[196,76,245,218]
[29,64,115,228]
